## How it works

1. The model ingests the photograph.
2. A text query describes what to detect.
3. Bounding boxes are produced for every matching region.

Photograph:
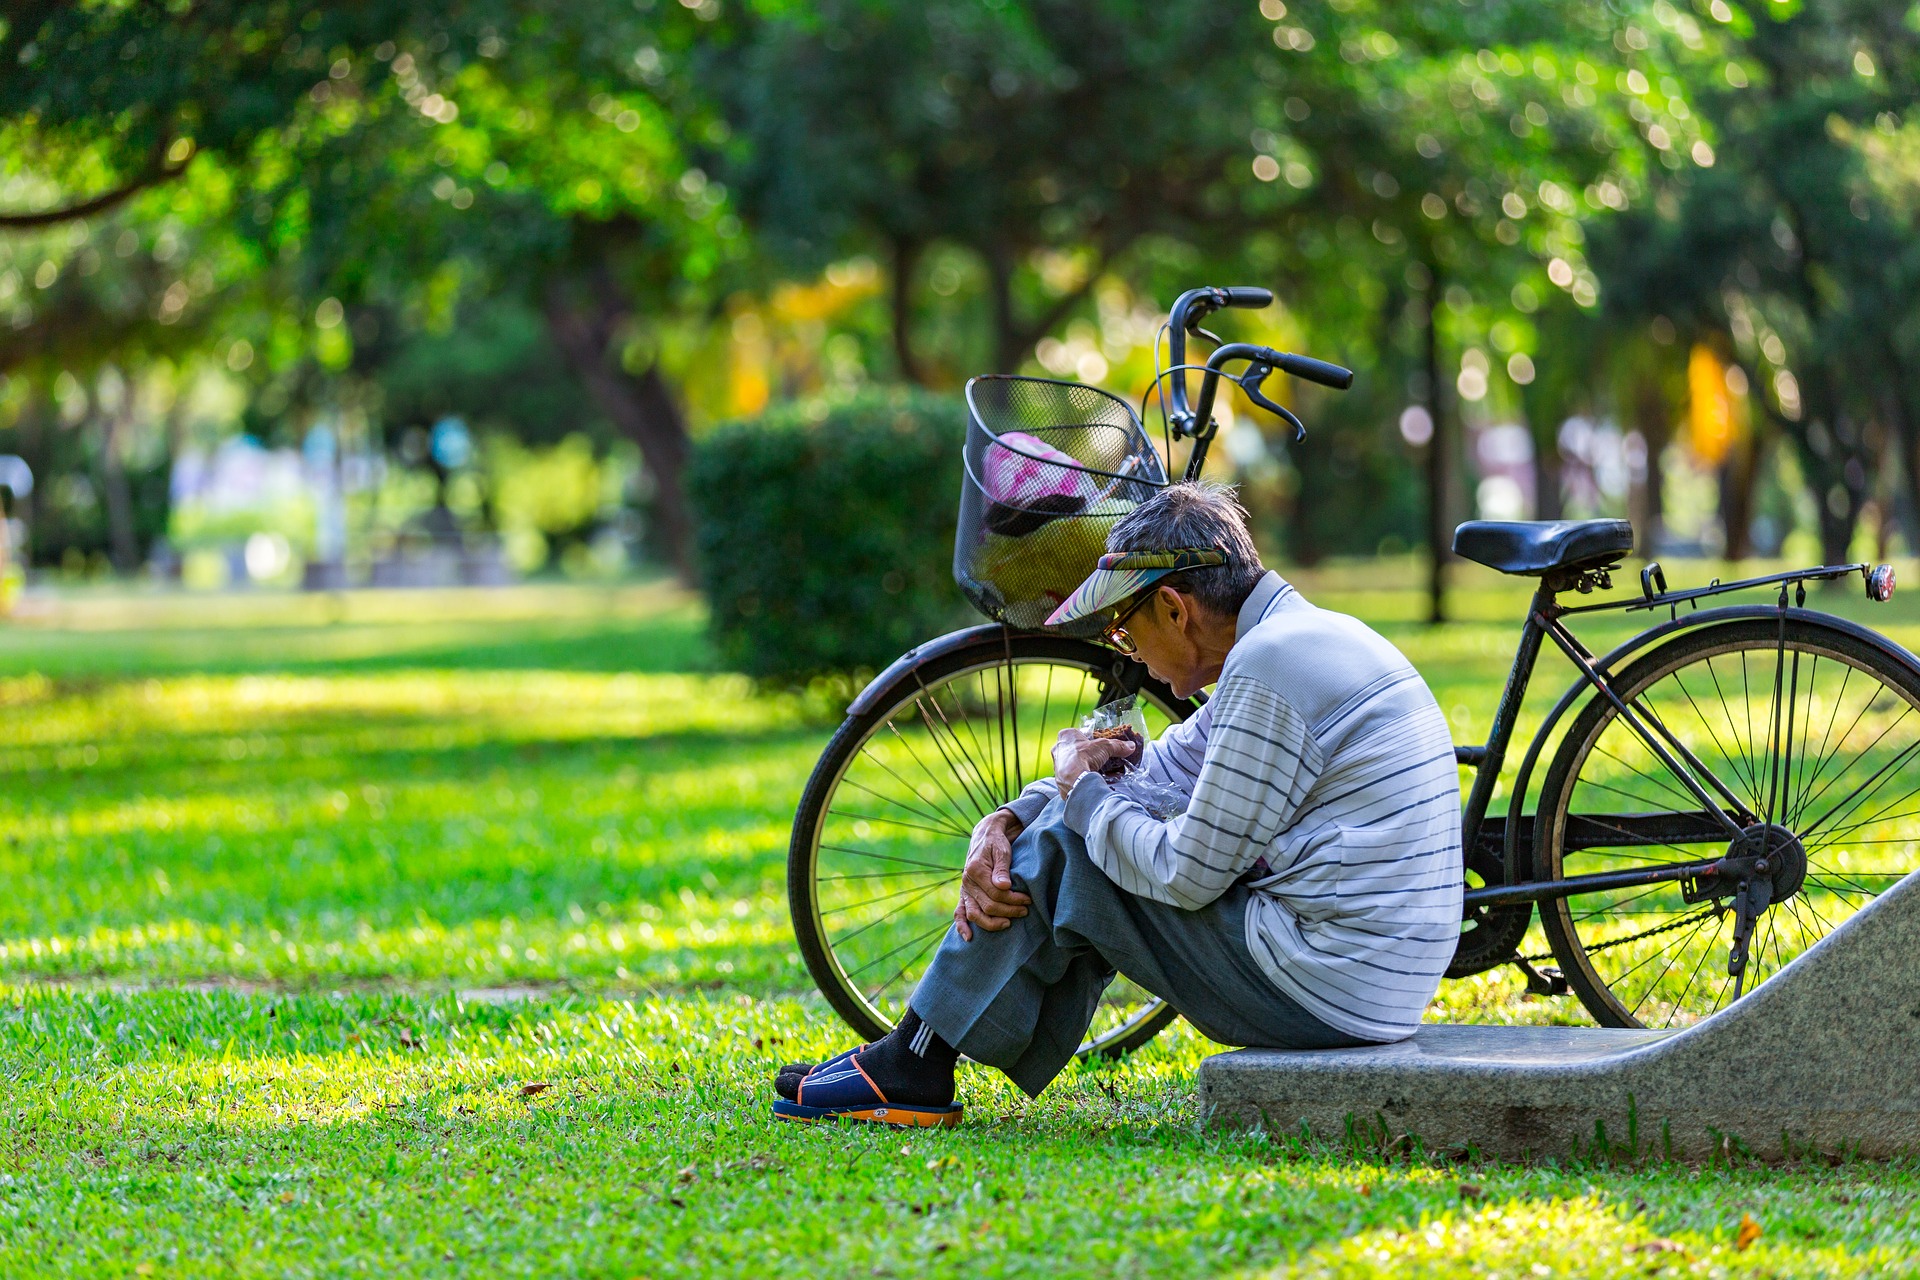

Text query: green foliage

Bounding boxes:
[687,388,969,683]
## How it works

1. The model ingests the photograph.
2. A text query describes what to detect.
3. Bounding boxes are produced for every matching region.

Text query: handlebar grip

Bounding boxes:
[1273,351,1355,390]
[1222,286,1274,309]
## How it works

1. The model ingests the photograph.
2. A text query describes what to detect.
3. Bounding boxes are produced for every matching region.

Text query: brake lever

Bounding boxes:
[1238,363,1306,442]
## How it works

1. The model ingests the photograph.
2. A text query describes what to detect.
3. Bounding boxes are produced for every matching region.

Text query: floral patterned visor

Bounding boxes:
[1043,547,1228,629]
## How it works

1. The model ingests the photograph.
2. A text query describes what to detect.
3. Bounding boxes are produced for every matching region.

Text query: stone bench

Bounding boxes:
[1198,870,1920,1160]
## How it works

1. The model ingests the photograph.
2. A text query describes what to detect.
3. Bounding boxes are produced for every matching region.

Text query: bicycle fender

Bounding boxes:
[843,625,1199,720]
[845,624,1018,717]
[1501,604,1920,883]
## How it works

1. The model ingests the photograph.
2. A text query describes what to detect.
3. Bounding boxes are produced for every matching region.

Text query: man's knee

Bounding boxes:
[1007,811,1087,905]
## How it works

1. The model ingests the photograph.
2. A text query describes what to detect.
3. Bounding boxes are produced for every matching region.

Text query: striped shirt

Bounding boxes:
[1005,571,1462,1041]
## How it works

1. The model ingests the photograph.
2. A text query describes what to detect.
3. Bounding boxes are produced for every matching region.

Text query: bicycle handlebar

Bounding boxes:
[1166,288,1270,430]
[1162,286,1354,474]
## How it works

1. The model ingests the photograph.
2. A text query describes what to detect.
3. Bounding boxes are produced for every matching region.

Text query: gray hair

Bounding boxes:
[1106,481,1266,619]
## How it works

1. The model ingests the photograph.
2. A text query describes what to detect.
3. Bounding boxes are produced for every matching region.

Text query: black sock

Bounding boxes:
[851,1009,958,1107]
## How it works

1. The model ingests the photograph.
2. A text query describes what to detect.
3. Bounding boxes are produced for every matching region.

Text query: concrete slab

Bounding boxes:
[1198,870,1920,1160]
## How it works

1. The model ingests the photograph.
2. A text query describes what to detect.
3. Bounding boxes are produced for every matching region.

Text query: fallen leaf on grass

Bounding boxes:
[728,1154,781,1173]
[677,1165,698,1183]
[1457,1183,1483,1201]
[518,1083,550,1097]
[1627,1239,1684,1255]
[1736,1214,1763,1251]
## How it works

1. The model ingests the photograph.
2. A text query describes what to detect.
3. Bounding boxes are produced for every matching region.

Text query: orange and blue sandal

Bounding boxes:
[771,1049,963,1128]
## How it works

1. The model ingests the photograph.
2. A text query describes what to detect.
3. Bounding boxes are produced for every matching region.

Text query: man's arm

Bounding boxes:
[1063,675,1319,910]
[997,779,1058,831]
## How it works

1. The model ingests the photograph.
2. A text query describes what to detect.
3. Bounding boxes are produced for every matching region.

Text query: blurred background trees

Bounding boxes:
[5,0,1920,636]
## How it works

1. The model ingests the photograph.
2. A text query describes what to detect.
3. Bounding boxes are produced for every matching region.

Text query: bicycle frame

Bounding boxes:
[1455,559,1896,911]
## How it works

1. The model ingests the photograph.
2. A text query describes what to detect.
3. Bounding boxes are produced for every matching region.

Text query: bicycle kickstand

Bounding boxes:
[1726,876,1773,1000]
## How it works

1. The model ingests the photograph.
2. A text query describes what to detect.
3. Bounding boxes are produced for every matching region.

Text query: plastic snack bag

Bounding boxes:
[1080,696,1188,820]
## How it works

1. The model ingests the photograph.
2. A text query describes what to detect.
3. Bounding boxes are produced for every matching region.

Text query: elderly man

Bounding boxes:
[774,483,1462,1126]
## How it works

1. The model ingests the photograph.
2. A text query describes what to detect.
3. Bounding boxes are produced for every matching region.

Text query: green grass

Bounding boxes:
[2,567,1917,1277]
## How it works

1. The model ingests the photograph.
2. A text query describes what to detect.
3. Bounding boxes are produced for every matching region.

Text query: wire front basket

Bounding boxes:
[955,376,1168,636]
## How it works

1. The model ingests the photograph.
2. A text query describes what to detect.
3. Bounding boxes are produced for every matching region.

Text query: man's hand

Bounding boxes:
[954,810,1030,942]
[1050,727,1134,798]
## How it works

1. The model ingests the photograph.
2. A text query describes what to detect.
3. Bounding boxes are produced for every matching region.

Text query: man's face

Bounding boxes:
[1121,586,1214,700]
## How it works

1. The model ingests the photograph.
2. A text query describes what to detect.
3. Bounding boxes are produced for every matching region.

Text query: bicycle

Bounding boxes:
[788,284,1915,1056]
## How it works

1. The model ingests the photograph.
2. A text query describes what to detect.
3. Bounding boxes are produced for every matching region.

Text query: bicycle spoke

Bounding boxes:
[1787,661,1854,828]
[874,721,979,832]
[820,868,952,883]
[865,921,957,1007]
[1797,732,1920,843]
[839,769,971,839]
[1790,704,1918,834]
[1672,665,1760,805]
[831,808,974,841]
[1703,655,1765,811]
[845,914,954,980]
[823,877,957,922]
[817,844,958,874]
[910,696,995,820]
[1786,670,1877,829]
[1663,913,1728,1024]
[1590,741,1702,812]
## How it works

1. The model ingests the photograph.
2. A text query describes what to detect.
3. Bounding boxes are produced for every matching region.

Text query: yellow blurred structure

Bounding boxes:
[1687,343,1747,465]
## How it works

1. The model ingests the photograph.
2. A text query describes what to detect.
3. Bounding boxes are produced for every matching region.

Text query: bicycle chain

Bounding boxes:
[1520,903,1725,965]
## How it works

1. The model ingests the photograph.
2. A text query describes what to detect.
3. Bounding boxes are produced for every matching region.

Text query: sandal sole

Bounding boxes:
[772,1100,962,1128]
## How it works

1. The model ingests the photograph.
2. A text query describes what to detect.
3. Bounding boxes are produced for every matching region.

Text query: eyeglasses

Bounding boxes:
[1101,592,1154,656]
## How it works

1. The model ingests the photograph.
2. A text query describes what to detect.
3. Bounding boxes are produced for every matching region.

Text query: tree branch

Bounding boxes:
[0,137,194,229]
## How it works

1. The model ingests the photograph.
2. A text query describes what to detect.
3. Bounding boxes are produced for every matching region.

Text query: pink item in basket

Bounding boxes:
[982,432,1092,507]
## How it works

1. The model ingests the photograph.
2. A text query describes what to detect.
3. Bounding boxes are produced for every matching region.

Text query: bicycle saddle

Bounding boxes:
[1452,519,1634,576]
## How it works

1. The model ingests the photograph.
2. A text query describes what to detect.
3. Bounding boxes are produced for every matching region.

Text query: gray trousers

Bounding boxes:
[910,800,1369,1097]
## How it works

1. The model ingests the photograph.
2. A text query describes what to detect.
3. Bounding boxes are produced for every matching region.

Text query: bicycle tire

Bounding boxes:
[1535,616,1920,1028]
[789,629,1198,1058]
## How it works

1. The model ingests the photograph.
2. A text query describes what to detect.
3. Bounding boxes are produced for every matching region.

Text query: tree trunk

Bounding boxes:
[1629,375,1671,553]
[1533,443,1563,521]
[890,235,929,387]
[544,283,695,583]
[97,374,139,575]
[1420,275,1449,624]
[1718,436,1757,562]
[1799,365,1864,566]
[984,242,1020,374]
[15,387,49,541]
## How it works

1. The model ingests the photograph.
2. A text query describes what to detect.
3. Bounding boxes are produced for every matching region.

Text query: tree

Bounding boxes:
[2,1,736,579]
[726,0,1272,381]
[1224,0,1652,617]
[1589,0,1920,565]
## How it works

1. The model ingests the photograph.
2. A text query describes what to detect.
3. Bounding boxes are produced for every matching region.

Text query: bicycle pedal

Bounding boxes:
[1514,955,1569,997]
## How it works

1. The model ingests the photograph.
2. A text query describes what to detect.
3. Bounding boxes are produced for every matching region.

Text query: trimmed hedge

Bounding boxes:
[687,387,971,684]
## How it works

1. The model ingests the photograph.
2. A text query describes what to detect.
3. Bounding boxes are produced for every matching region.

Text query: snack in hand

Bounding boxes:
[1090,725,1144,776]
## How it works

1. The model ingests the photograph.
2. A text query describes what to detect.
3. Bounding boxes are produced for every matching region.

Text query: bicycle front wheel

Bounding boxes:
[1536,616,1920,1028]
[789,629,1199,1057]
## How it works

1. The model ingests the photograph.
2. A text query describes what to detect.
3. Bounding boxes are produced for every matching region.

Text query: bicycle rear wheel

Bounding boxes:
[1536,616,1920,1028]
[789,629,1198,1057]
